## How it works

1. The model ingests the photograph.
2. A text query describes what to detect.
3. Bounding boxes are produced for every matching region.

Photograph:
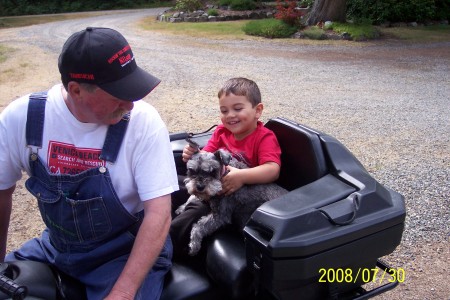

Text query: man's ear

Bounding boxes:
[255,103,264,118]
[67,81,82,100]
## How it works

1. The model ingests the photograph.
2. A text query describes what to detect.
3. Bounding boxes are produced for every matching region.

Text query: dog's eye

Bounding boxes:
[187,167,197,176]
[200,170,216,177]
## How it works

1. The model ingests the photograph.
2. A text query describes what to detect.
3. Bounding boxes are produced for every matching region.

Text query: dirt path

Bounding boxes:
[1,8,449,299]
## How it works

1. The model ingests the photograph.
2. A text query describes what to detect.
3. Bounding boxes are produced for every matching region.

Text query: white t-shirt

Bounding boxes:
[0,84,179,214]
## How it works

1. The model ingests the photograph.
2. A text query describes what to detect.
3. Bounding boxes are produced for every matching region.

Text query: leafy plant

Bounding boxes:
[207,8,219,16]
[347,0,442,24]
[175,0,203,12]
[230,0,257,11]
[327,22,380,40]
[302,26,327,39]
[299,0,314,8]
[243,19,298,38]
[275,0,307,26]
[219,0,232,6]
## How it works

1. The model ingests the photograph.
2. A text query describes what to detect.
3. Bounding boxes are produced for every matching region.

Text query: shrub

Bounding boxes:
[243,19,298,38]
[302,26,327,39]
[327,22,380,40]
[230,0,257,11]
[347,0,442,24]
[208,8,219,16]
[175,0,203,12]
[219,0,232,6]
[299,0,314,8]
[275,0,307,26]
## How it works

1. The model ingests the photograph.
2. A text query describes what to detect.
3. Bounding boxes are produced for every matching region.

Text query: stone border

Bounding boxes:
[157,8,277,23]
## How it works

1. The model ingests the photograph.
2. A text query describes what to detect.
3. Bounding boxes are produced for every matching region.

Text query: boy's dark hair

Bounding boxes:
[218,77,261,107]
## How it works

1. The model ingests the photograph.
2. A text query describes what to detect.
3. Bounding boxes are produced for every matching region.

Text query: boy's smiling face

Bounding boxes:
[219,92,263,140]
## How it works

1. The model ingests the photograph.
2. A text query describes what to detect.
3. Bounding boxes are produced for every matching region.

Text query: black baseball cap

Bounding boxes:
[58,27,160,101]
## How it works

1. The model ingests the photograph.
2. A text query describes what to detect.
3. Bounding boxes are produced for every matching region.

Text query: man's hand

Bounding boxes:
[103,289,134,300]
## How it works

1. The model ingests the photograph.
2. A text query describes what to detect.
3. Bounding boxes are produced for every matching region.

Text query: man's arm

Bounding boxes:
[0,185,15,261]
[104,194,172,300]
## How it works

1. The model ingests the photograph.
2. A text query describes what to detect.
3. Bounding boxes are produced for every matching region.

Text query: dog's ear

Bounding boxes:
[214,149,232,166]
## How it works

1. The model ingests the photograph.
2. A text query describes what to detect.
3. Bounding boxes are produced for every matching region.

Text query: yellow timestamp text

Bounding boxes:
[318,267,406,284]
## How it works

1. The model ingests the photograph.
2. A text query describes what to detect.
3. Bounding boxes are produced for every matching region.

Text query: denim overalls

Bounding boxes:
[6,92,172,299]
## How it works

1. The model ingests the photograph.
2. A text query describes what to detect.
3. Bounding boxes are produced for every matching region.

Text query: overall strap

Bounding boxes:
[26,92,48,148]
[100,112,131,164]
[26,90,130,163]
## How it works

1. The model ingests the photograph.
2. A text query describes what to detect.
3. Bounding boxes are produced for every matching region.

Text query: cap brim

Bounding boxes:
[99,67,161,101]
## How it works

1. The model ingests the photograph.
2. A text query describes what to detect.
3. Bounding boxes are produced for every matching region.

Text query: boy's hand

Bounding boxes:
[220,166,244,195]
[182,144,197,162]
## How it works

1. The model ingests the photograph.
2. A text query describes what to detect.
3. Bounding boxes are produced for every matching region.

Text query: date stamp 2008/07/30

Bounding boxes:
[318,267,406,284]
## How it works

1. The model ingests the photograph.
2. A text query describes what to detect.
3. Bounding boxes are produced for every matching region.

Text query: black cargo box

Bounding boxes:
[244,118,406,299]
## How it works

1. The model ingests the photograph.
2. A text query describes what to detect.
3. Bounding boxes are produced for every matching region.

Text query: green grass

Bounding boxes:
[243,19,298,38]
[379,24,450,42]
[328,22,380,41]
[141,17,249,38]
[0,15,71,28]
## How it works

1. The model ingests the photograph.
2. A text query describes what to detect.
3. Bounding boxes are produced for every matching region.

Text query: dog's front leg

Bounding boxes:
[189,214,225,255]
[175,195,200,215]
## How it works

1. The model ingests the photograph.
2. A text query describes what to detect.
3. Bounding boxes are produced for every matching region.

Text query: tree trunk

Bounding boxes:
[307,0,347,25]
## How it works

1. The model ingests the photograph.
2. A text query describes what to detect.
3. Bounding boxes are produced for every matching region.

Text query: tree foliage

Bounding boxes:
[0,0,162,16]
[347,0,450,24]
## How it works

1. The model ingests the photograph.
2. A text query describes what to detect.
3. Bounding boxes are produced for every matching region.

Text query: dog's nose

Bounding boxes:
[196,183,205,192]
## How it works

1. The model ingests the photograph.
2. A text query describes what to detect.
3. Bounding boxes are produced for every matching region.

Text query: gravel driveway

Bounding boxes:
[0,8,449,299]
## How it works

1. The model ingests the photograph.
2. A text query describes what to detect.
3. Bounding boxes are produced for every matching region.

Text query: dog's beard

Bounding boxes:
[185,178,222,200]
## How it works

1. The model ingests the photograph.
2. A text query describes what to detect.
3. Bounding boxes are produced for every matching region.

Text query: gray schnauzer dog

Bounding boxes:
[176,146,288,256]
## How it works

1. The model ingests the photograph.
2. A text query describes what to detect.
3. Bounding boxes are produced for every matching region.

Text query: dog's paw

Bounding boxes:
[188,241,201,256]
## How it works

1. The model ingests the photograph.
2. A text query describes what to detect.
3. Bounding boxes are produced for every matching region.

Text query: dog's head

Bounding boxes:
[184,149,231,200]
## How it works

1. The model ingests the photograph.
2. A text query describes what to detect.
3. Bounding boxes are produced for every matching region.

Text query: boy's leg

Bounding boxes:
[170,200,210,259]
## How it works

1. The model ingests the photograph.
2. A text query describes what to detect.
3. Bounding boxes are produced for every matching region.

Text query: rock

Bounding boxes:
[341,32,352,40]
[293,31,305,39]
[249,12,260,19]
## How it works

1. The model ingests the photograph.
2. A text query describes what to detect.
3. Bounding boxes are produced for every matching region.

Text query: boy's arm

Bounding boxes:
[221,162,280,195]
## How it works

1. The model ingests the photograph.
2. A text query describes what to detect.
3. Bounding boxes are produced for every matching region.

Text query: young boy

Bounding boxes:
[170,77,281,258]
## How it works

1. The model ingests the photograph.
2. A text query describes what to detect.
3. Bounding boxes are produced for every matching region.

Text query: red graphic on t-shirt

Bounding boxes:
[47,141,105,175]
